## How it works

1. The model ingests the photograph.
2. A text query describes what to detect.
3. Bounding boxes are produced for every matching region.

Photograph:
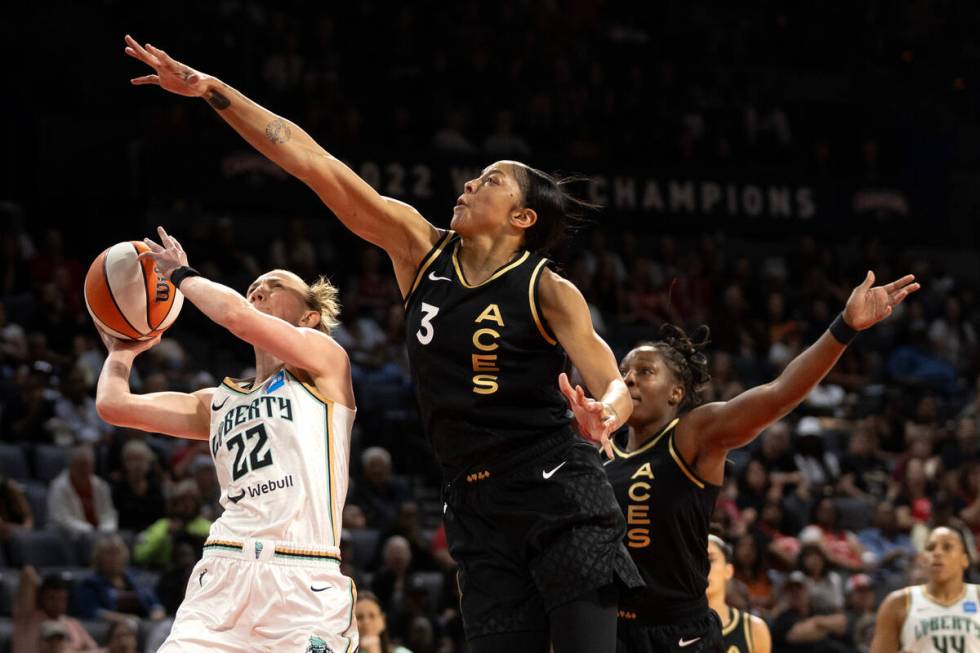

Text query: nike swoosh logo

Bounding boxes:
[211,396,229,411]
[310,585,332,592]
[678,637,701,647]
[199,569,208,586]
[228,489,246,504]
[428,271,452,282]
[542,461,567,479]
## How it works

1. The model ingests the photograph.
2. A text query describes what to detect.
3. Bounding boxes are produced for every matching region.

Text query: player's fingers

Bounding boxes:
[131,75,160,86]
[170,236,185,253]
[124,35,153,61]
[860,270,875,289]
[157,226,176,248]
[883,274,916,294]
[601,435,614,460]
[142,238,164,252]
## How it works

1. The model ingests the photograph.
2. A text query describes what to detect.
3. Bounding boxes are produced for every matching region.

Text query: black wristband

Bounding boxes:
[829,313,858,345]
[169,266,201,290]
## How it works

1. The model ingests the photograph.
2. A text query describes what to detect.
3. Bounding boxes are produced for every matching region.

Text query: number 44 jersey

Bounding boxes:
[901,584,980,653]
[206,369,354,548]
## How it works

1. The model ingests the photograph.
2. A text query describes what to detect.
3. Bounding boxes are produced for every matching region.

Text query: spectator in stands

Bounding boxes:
[103,619,138,653]
[1,360,59,443]
[843,573,877,653]
[0,472,33,539]
[111,439,165,533]
[133,479,211,569]
[928,296,977,372]
[731,533,774,614]
[350,447,410,531]
[799,497,866,572]
[794,418,841,497]
[189,455,222,522]
[736,459,779,527]
[154,541,196,616]
[12,567,99,653]
[372,535,414,614]
[75,534,165,623]
[380,501,436,571]
[753,498,801,569]
[355,591,412,653]
[48,444,117,538]
[858,502,916,588]
[771,572,849,653]
[895,457,934,531]
[837,424,890,503]
[797,544,845,613]
[52,367,113,444]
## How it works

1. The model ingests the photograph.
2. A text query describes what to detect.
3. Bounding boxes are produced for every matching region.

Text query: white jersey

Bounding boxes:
[901,584,980,653]
[205,368,354,548]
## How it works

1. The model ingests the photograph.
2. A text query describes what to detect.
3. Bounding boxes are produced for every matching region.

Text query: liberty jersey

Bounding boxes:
[404,231,572,476]
[206,369,354,547]
[606,418,720,623]
[901,585,980,653]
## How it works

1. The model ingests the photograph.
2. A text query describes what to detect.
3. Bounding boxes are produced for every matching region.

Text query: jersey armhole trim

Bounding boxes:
[668,433,706,489]
[744,612,754,651]
[529,259,558,345]
[403,230,453,307]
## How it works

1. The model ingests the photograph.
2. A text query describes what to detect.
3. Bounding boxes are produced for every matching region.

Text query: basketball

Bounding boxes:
[83,241,184,341]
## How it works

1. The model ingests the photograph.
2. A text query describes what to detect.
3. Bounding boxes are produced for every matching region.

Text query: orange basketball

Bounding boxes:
[83,241,184,341]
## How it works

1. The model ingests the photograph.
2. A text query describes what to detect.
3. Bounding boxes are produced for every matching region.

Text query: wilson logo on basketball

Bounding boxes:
[84,241,184,341]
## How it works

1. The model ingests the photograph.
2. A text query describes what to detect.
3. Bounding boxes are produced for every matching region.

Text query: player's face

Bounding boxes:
[355,599,387,637]
[925,528,970,583]
[246,271,312,326]
[452,161,526,237]
[706,540,732,601]
[621,347,684,427]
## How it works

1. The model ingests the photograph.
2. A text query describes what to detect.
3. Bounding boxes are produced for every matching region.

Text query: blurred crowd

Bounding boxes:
[1,216,977,653]
[3,1,980,652]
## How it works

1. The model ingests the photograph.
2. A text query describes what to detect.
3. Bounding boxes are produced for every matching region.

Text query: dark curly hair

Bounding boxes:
[642,323,712,411]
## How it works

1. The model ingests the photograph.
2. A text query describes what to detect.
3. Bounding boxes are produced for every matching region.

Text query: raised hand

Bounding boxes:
[559,372,616,459]
[124,35,209,98]
[843,271,920,331]
[138,226,189,279]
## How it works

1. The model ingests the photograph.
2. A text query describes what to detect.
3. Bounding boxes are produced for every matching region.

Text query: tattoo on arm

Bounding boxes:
[206,90,231,110]
[265,119,292,144]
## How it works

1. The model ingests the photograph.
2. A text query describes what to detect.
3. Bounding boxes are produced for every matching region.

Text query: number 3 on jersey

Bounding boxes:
[416,302,439,345]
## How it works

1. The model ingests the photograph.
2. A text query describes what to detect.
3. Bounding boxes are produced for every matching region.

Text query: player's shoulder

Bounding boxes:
[879,586,914,620]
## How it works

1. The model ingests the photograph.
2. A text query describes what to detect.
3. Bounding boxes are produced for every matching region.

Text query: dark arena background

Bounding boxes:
[1,2,979,652]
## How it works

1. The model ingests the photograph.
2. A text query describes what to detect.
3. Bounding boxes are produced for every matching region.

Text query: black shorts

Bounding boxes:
[444,435,643,640]
[617,611,723,653]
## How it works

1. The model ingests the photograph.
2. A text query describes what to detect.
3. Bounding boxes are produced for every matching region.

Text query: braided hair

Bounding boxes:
[645,323,712,411]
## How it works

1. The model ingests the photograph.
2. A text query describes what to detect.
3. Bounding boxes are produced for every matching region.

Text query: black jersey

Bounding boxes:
[404,231,571,476]
[606,418,720,623]
[721,608,755,653]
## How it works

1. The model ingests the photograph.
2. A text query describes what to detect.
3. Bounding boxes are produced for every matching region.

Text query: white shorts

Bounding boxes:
[157,538,358,653]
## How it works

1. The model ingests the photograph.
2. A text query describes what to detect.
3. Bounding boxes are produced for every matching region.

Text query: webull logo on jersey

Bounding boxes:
[229,474,295,504]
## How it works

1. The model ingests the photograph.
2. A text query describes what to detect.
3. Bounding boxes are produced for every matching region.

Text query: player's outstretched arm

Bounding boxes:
[123,35,439,288]
[95,330,212,439]
[681,272,919,456]
[542,269,632,458]
[141,228,351,400]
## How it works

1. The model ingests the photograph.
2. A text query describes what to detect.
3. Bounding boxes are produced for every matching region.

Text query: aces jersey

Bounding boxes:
[205,368,354,548]
[605,418,720,624]
[901,584,980,653]
[403,230,572,477]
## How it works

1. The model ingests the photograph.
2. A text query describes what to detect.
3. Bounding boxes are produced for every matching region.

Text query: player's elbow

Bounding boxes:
[95,398,127,426]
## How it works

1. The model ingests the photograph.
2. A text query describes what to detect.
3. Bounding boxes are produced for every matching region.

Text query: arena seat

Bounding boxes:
[7,531,74,568]
[19,480,48,529]
[348,528,381,567]
[33,445,69,483]
[0,445,28,482]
